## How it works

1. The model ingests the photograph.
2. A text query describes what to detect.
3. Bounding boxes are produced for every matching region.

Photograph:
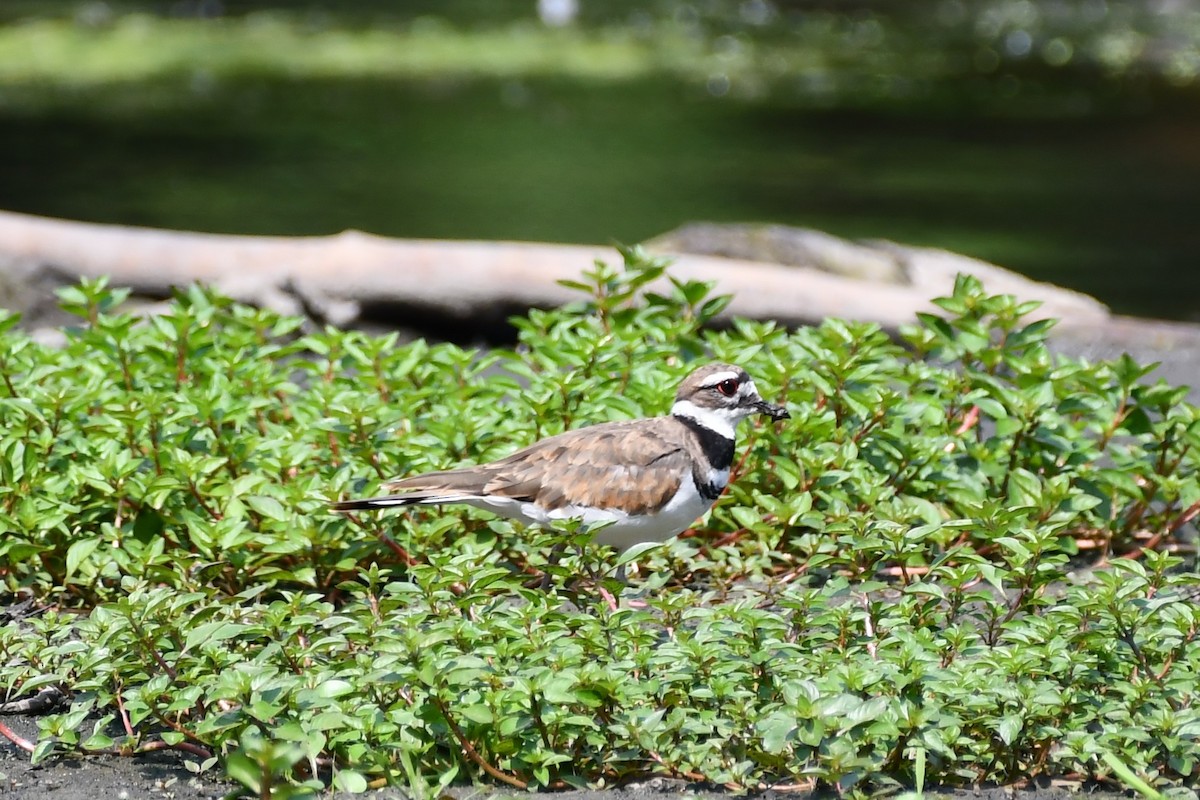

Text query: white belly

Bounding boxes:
[463,476,717,551]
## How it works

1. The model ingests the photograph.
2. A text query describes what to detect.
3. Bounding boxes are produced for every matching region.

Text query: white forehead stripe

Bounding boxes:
[700,370,742,387]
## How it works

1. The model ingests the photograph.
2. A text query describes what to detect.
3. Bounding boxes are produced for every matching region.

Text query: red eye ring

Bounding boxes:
[716,379,739,397]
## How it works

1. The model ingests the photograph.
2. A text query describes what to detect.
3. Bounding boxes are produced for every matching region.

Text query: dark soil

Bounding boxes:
[0,712,230,798]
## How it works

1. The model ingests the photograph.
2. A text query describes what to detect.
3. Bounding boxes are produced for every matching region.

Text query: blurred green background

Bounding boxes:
[1,1,1198,319]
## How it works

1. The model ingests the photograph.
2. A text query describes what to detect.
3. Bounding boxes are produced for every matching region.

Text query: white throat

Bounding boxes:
[671,399,738,440]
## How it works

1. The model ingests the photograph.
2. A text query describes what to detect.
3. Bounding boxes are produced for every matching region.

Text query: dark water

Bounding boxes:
[1,14,1199,321]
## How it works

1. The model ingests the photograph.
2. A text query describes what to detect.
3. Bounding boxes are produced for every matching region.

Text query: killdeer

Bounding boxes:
[332,363,789,551]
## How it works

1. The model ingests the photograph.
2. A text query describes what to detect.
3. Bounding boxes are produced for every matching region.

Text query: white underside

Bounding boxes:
[427,474,720,551]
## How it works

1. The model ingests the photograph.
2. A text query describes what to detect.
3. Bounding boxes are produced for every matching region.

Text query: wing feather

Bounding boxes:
[382,417,693,514]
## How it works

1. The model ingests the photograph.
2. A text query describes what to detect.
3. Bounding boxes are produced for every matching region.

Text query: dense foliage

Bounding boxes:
[0,254,1197,797]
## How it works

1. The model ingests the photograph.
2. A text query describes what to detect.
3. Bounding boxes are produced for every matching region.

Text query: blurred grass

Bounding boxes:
[0,15,706,85]
[2,9,1166,114]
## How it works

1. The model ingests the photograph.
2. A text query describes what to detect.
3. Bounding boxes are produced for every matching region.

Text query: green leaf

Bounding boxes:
[245,495,288,521]
[333,770,368,793]
[81,732,115,751]
[1101,750,1165,800]
[31,739,56,766]
[183,621,247,653]
[65,538,102,579]
[757,710,797,754]
[616,541,665,566]
[459,704,494,724]
[224,750,262,794]
[316,679,354,699]
[997,714,1022,746]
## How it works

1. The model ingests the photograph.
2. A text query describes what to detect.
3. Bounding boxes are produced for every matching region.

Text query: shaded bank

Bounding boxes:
[1,9,1199,320]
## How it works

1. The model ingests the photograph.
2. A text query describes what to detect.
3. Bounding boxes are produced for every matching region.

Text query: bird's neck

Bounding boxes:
[672,401,737,470]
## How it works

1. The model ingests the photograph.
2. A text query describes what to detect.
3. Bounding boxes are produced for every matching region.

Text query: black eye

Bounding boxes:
[715,379,739,397]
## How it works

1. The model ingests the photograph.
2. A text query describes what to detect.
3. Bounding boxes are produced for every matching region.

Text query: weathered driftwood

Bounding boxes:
[0,210,1109,332]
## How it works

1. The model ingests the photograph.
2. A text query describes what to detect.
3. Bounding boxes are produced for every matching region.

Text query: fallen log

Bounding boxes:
[0,210,1109,335]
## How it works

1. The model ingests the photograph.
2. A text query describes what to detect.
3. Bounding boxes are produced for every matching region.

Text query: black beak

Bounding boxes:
[755,400,790,421]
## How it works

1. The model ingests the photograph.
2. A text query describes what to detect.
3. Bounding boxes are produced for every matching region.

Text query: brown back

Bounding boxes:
[385,416,700,515]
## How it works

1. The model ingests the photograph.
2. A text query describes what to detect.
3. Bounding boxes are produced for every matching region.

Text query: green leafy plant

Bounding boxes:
[0,254,1196,796]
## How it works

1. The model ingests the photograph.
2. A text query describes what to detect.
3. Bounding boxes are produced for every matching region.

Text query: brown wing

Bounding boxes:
[384,418,692,515]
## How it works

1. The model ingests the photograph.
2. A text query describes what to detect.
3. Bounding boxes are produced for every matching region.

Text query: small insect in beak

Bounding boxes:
[755,400,790,421]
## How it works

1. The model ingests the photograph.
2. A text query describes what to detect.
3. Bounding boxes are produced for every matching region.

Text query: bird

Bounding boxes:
[331,363,789,551]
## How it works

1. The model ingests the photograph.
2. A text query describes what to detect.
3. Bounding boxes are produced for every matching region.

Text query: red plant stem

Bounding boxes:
[136,739,213,759]
[1169,499,1200,536]
[0,720,35,752]
[1119,500,1200,560]
[375,527,417,566]
[128,618,177,681]
[954,404,981,436]
[648,751,706,782]
[115,686,135,737]
[187,482,223,521]
[432,696,526,789]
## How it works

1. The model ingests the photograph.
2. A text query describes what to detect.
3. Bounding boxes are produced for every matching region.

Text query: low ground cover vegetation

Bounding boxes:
[0,254,1197,797]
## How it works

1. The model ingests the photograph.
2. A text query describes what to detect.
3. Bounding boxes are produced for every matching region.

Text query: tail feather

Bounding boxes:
[330,492,466,513]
